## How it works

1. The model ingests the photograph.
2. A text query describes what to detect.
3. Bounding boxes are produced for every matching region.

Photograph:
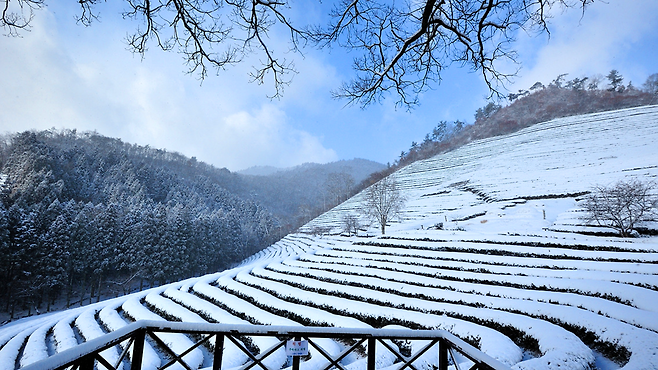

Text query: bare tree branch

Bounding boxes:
[582,179,658,237]
[361,176,405,234]
[2,0,596,106]
[2,0,44,35]
[311,0,595,108]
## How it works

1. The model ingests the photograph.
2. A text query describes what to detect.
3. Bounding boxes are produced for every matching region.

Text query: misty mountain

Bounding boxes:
[238,159,386,229]
[238,165,283,176]
[240,160,385,180]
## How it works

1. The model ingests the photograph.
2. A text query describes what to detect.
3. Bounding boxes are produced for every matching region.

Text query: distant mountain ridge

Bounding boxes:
[237,159,386,229]
[239,159,385,180]
[238,165,283,176]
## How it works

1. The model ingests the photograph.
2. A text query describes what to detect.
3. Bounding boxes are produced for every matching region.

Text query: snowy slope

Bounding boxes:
[307,106,658,234]
[1,105,657,370]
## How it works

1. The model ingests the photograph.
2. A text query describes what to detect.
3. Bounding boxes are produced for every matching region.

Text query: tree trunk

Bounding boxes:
[66,276,72,308]
[80,274,87,307]
[5,282,12,312]
[97,274,103,303]
[88,278,94,305]
[39,288,45,312]
[80,286,85,307]
[5,263,14,312]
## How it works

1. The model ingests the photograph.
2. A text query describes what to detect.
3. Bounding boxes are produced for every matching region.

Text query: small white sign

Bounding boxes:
[286,340,309,356]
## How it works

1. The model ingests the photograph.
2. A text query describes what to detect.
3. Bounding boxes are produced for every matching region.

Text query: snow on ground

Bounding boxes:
[52,313,79,354]
[98,297,162,370]
[1,105,658,370]
[75,307,123,370]
[17,320,54,367]
[122,289,205,370]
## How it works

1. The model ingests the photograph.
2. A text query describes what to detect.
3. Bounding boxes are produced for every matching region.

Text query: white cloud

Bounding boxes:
[510,0,658,90]
[0,13,83,129]
[0,5,338,172]
[208,105,338,171]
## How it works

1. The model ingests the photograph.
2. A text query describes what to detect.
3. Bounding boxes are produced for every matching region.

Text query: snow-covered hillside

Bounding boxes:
[308,105,658,234]
[1,105,657,370]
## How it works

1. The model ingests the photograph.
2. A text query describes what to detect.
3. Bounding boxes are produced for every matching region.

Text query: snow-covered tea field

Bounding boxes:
[1,105,658,370]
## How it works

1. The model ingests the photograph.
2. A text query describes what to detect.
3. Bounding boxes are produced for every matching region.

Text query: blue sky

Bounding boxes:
[1,1,657,171]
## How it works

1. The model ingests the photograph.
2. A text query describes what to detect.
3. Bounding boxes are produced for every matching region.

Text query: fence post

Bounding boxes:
[130,328,146,370]
[292,336,301,370]
[213,334,224,370]
[438,339,448,370]
[79,354,95,370]
[367,338,376,370]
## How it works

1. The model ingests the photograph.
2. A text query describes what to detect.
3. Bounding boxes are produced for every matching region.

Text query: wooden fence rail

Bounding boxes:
[22,320,510,370]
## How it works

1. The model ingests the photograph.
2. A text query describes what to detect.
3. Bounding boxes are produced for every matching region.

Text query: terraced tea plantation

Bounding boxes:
[1,106,658,370]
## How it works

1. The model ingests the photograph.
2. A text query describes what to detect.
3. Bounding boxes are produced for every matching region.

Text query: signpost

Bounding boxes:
[287,338,308,370]
[286,340,309,357]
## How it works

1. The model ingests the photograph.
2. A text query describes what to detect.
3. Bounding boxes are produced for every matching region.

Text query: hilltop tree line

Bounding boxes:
[0,130,279,318]
[361,70,658,185]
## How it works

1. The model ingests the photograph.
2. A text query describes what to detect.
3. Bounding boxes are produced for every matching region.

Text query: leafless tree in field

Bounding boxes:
[3,0,595,105]
[362,176,405,234]
[341,213,360,236]
[582,179,658,237]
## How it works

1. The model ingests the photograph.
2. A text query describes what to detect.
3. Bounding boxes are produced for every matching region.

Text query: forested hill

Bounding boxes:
[0,130,384,319]
[0,130,280,316]
[386,71,658,174]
